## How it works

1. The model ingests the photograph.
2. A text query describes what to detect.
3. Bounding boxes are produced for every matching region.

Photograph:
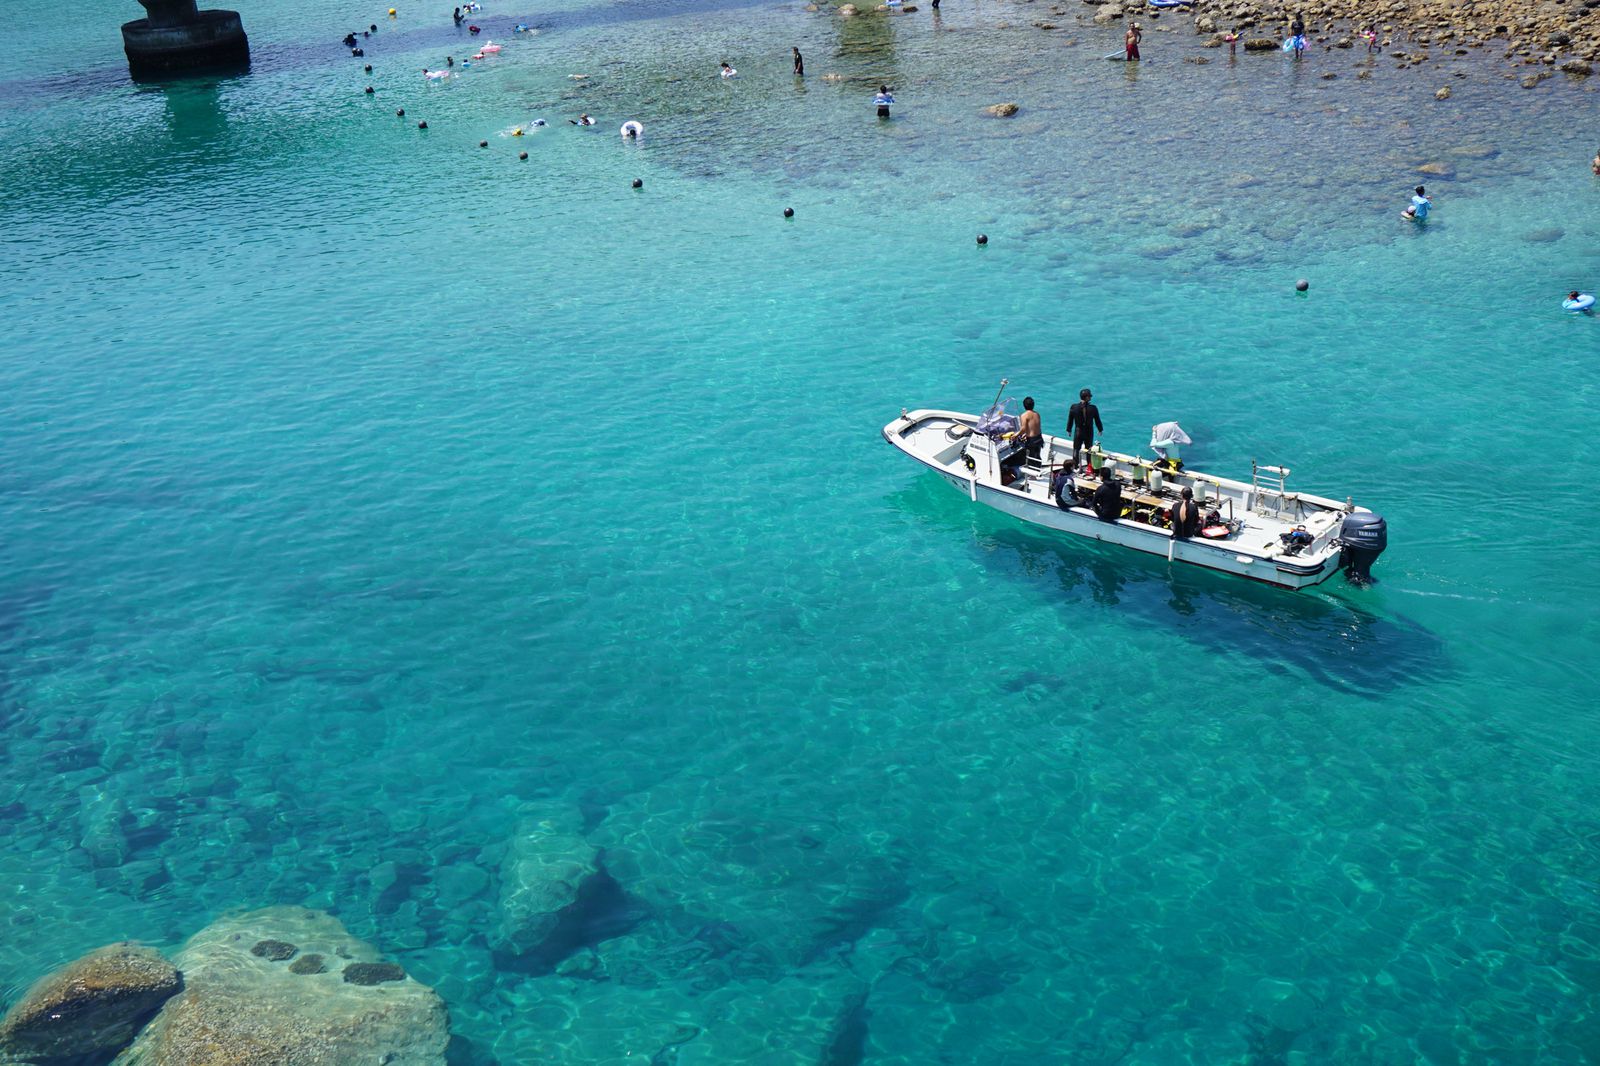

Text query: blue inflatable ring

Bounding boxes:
[1565,294,1596,312]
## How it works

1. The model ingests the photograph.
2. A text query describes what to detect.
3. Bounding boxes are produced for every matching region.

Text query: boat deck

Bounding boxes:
[891,410,1355,577]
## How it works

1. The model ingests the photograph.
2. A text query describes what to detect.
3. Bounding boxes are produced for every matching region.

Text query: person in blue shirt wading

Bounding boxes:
[1403,185,1432,222]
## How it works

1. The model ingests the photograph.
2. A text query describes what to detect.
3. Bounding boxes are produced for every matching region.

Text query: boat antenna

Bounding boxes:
[987,377,1009,411]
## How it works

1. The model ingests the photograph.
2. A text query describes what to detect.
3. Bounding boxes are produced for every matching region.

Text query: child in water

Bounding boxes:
[720,62,737,78]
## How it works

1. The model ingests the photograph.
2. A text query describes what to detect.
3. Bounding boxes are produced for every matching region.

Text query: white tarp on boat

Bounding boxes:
[1150,421,1192,458]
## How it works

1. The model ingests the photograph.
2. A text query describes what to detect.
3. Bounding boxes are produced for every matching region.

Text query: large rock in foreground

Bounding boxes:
[0,944,180,1063]
[116,907,447,1066]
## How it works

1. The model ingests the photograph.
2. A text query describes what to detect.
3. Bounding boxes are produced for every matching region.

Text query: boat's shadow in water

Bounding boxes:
[891,478,1449,696]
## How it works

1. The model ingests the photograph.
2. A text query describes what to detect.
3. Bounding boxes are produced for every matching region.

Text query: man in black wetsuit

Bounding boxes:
[1092,467,1123,522]
[1170,487,1199,539]
[793,46,804,76]
[1067,388,1103,469]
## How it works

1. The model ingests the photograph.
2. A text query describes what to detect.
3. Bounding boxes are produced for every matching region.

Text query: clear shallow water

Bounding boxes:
[1,0,1598,1061]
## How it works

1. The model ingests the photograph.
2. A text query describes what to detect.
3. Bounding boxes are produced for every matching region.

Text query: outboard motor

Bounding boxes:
[1339,512,1388,584]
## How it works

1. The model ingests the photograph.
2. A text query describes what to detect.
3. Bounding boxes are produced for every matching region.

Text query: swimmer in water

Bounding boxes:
[873,85,894,118]
[1571,291,1583,302]
[570,113,595,126]
[1402,184,1431,221]
[453,6,462,23]
[446,55,454,65]
[621,121,642,138]
[720,62,737,78]
[423,67,449,80]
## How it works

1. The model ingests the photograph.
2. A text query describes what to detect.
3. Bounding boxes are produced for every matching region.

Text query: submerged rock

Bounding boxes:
[343,962,407,985]
[115,907,447,1065]
[0,944,180,1063]
[248,939,297,961]
[1243,37,1278,51]
[495,803,601,959]
[1522,227,1564,243]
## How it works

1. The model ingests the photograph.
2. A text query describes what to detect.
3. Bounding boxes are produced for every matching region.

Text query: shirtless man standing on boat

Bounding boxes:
[1017,397,1042,462]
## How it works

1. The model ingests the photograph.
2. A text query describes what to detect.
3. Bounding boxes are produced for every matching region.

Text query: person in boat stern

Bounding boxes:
[1067,388,1103,469]
[1092,466,1123,522]
[1171,487,1200,539]
[1017,397,1043,462]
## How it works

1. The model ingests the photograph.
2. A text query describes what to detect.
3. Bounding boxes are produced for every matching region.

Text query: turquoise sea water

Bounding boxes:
[2,0,1600,1060]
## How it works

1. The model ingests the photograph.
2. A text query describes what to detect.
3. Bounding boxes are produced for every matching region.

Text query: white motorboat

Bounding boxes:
[882,392,1387,591]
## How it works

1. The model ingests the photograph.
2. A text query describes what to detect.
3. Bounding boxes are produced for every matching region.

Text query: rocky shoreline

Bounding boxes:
[830,0,1599,74]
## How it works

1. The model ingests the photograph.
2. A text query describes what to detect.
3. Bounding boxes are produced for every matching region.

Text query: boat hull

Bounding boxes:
[884,410,1347,591]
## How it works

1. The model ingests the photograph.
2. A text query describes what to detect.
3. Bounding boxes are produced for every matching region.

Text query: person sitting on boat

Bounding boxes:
[1017,397,1043,463]
[1280,525,1315,554]
[1170,487,1200,540]
[1050,466,1075,510]
[1092,468,1123,523]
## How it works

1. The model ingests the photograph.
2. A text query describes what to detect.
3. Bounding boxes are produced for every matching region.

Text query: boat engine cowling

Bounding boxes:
[1340,512,1387,583]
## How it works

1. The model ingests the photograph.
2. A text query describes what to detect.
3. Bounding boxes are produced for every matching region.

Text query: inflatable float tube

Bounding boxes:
[1565,293,1596,312]
[1401,212,1427,224]
[1282,35,1305,51]
[1200,525,1231,539]
[1147,0,1193,7]
[1104,51,1128,60]
[620,120,644,138]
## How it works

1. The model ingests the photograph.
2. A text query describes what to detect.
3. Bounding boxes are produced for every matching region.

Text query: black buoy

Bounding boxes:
[976,234,988,245]
[479,140,488,148]
[364,64,372,73]
[396,108,405,116]
[519,151,528,160]
[783,207,794,218]
[632,178,643,188]
[1296,279,1309,292]
[418,120,428,129]
[364,85,374,94]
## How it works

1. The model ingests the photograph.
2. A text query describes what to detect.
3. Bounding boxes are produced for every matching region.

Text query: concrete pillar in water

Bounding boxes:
[123,0,250,79]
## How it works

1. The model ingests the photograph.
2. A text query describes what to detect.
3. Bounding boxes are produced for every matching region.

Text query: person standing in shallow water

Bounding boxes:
[1125,23,1142,61]
[873,85,894,118]
[793,46,804,76]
